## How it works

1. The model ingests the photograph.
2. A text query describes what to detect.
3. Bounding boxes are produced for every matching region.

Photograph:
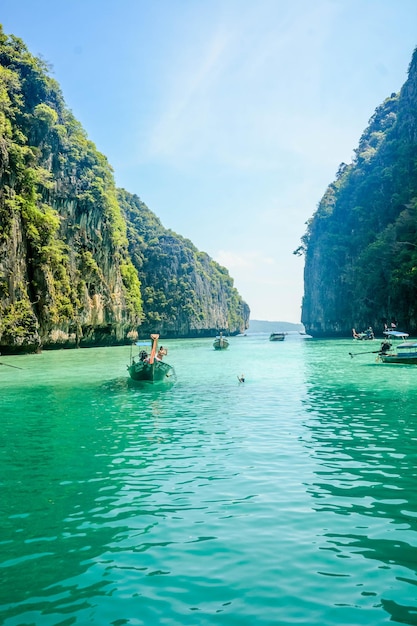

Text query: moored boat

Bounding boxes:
[269,332,286,341]
[127,334,175,382]
[352,327,374,340]
[213,332,229,350]
[378,340,417,364]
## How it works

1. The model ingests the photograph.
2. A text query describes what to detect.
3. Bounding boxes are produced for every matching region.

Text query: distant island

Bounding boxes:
[247,320,304,333]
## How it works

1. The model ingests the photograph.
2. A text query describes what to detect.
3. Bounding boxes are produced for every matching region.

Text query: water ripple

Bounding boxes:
[2,339,417,624]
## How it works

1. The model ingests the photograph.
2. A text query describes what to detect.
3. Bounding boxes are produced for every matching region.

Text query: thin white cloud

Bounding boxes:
[148,26,235,160]
[215,249,275,272]
[145,0,343,170]
[2,0,416,323]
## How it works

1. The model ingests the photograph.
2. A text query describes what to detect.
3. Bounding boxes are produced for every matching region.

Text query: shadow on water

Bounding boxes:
[300,340,417,624]
[0,374,187,620]
[1,349,232,623]
[5,338,417,625]
[101,376,176,394]
[1,402,128,613]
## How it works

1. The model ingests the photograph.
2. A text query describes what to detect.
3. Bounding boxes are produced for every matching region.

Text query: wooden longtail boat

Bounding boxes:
[379,341,417,364]
[213,332,229,350]
[127,334,175,382]
[349,330,417,364]
[352,327,374,340]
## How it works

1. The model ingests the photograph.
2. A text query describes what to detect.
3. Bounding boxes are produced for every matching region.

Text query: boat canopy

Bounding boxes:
[383,330,409,338]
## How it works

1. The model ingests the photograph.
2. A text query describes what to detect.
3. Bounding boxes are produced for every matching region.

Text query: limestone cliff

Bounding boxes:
[300,46,417,337]
[0,29,142,352]
[118,189,250,337]
[0,27,249,352]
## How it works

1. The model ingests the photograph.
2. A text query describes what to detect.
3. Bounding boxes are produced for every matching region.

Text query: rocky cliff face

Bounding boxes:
[0,181,141,353]
[0,30,142,352]
[301,46,417,337]
[119,190,250,337]
[0,28,249,353]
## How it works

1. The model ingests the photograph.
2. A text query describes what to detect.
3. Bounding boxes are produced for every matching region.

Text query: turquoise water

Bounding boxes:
[1,334,417,625]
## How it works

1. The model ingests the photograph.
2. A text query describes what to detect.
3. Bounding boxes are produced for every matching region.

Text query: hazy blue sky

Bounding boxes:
[2,1,417,322]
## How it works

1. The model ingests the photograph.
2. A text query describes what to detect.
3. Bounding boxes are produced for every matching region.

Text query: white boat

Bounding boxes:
[269,332,286,342]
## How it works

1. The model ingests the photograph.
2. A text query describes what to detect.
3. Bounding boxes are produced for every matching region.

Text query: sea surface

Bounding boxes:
[1,333,417,626]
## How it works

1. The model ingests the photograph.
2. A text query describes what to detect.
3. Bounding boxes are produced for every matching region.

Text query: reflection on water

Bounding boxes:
[301,339,417,624]
[2,338,417,625]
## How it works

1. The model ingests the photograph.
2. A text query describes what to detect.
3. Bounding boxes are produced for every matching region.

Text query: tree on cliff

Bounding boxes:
[0,25,249,352]
[300,47,417,337]
[0,26,143,351]
[118,189,250,337]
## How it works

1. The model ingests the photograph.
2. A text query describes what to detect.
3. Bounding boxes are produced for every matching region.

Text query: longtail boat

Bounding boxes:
[127,334,175,382]
[352,327,374,340]
[213,332,229,350]
[378,340,417,364]
[349,330,416,364]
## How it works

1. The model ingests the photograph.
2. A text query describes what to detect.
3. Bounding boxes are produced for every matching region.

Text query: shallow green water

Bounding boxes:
[1,334,417,625]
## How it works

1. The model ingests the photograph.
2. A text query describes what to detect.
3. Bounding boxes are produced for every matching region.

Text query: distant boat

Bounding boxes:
[127,334,175,382]
[352,327,374,340]
[350,330,415,363]
[213,332,229,350]
[269,332,286,342]
[379,340,417,364]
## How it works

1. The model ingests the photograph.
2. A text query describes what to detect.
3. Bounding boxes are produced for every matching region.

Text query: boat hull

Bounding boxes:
[128,360,174,382]
[380,355,417,364]
[213,338,229,350]
[379,340,417,364]
[269,333,285,341]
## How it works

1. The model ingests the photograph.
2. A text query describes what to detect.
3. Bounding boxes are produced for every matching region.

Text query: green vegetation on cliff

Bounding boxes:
[0,26,249,352]
[118,189,249,337]
[300,47,417,337]
[0,27,143,351]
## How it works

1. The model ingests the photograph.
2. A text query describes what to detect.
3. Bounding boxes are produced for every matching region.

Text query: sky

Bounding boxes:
[1,1,417,322]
